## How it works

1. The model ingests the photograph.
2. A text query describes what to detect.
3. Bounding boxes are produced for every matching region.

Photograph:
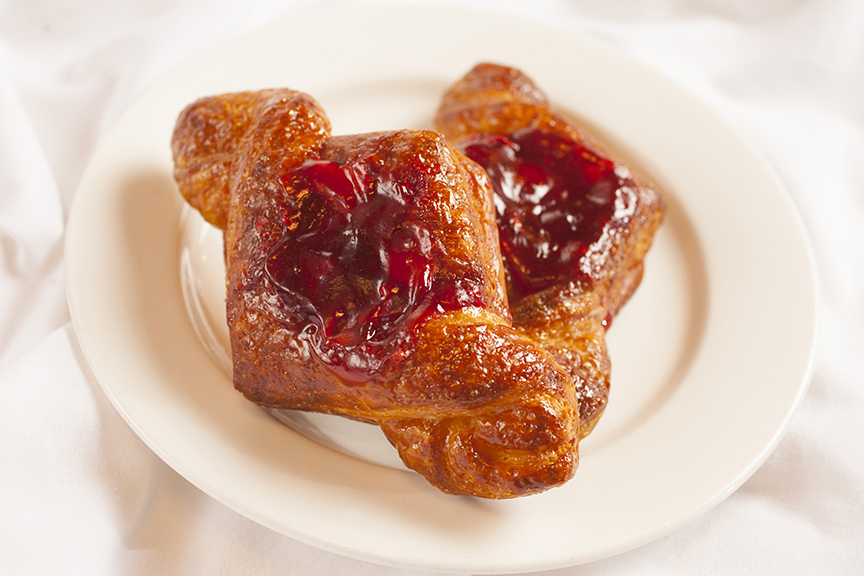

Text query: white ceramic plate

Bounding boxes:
[65,5,818,574]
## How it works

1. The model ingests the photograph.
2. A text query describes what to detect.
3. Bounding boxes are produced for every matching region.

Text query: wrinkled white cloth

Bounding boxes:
[1,0,863,574]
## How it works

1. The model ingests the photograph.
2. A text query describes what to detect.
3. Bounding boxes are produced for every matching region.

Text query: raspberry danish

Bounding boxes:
[435,64,665,436]
[171,89,580,498]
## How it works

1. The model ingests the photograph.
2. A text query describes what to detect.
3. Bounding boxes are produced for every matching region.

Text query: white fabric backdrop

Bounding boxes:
[1,0,862,574]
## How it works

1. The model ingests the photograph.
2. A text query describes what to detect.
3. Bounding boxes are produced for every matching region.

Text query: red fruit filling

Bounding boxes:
[263,157,485,382]
[459,128,636,300]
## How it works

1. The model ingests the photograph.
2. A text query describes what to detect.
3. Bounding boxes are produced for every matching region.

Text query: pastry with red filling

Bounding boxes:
[435,63,666,436]
[171,89,580,498]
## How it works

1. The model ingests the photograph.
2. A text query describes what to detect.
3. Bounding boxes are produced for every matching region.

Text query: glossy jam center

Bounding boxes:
[265,157,483,382]
[459,128,636,300]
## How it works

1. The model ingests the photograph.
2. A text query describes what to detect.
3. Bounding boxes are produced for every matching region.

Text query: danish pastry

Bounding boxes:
[171,89,580,498]
[435,63,665,436]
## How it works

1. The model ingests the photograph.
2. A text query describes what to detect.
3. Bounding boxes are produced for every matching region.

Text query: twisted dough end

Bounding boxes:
[379,311,579,499]
[171,89,331,230]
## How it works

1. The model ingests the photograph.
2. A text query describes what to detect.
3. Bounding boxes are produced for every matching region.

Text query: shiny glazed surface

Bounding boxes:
[460,128,638,300]
[265,156,487,382]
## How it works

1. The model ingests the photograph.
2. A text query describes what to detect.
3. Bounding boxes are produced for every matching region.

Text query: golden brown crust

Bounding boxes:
[380,311,579,498]
[510,283,610,438]
[435,63,665,436]
[171,89,329,230]
[171,90,580,498]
